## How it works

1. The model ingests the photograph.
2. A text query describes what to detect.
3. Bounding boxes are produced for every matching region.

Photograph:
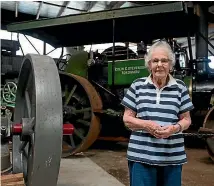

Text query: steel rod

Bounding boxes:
[208,49,214,56]
[91,80,117,97]
[57,1,70,17]
[198,31,214,50]
[35,1,86,12]
[17,34,24,56]
[23,35,40,55]
[112,19,115,87]
[46,47,57,55]
[43,42,46,55]
[15,1,19,18]
[12,123,74,135]
[36,1,43,20]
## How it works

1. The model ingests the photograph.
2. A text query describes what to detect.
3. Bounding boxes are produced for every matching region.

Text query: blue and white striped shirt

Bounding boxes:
[121,74,194,166]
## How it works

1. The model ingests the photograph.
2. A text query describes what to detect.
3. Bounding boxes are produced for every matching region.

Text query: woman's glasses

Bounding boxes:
[150,58,171,65]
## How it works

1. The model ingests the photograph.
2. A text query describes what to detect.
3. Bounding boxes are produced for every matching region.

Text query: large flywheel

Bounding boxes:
[12,54,63,185]
[203,106,214,162]
[60,72,103,157]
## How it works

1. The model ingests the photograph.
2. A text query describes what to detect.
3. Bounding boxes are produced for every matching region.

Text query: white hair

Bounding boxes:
[144,41,176,69]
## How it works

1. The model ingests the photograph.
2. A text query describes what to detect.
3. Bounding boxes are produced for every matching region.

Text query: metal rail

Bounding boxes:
[7,2,184,31]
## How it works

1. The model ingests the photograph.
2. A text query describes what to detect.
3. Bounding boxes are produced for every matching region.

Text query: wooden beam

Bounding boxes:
[1,173,24,186]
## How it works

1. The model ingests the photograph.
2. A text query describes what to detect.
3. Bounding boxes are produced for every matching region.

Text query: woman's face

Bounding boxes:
[148,48,171,79]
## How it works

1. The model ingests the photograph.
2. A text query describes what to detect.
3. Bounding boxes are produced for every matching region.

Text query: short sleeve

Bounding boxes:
[180,84,194,114]
[121,82,137,112]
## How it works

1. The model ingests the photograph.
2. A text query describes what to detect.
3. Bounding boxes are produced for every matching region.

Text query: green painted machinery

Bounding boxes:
[58,49,214,158]
[3,50,213,159]
[57,51,152,156]
[108,59,149,85]
[1,81,17,118]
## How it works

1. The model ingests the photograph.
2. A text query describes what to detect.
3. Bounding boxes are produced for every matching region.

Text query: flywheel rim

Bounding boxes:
[203,106,214,162]
[13,54,63,186]
[60,72,102,157]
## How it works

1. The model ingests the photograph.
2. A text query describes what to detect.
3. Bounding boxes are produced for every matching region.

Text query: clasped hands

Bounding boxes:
[145,121,178,139]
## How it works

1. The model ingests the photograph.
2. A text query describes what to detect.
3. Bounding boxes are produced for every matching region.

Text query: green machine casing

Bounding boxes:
[108,58,149,86]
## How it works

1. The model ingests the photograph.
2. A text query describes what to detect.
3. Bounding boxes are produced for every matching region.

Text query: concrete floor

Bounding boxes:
[57,157,125,186]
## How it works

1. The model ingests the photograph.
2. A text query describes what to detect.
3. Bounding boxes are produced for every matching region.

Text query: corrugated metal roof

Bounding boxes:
[1,1,214,48]
[7,2,198,47]
[1,1,140,19]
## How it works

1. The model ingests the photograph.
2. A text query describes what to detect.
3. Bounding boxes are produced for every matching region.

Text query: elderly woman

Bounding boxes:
[121,41,194,186]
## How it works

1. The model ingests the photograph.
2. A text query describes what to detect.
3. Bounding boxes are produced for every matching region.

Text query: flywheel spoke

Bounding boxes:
[75,107,91,114]
[25,91,31,118]
[22,148,28,159]
[22,147,29,182]
[60,72,102,157]
[76,119,90,126]
[73,127,85,140]
[70,135,76,147]
[19,141,28,152]
[64,85,77,106]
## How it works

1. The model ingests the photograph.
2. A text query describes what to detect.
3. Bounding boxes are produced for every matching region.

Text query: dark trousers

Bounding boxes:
[128,161,182,186]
